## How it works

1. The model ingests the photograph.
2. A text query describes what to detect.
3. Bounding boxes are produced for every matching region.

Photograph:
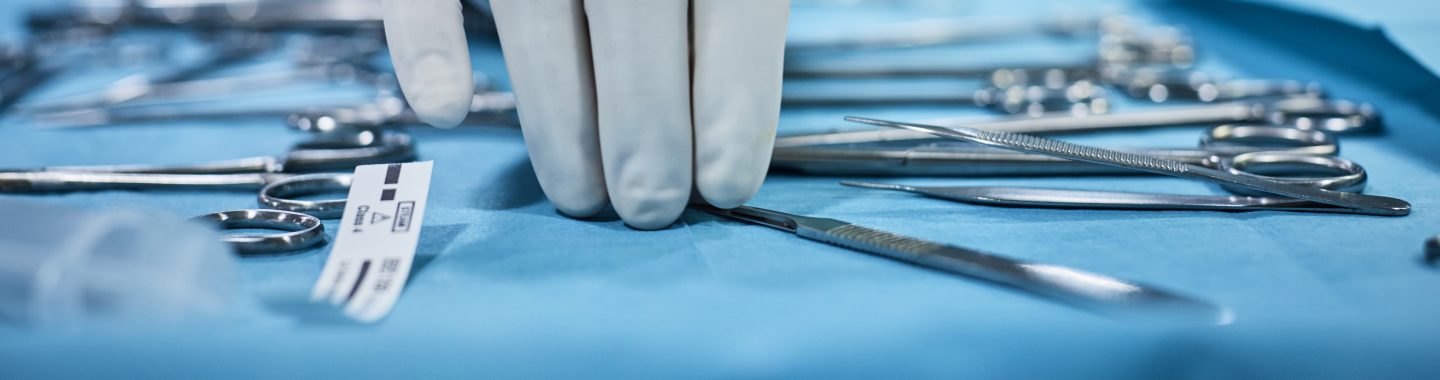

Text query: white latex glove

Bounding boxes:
[384,0,789,230]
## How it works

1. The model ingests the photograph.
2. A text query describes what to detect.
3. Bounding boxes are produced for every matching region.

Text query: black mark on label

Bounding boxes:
[392,201,415,232]
[380,189,396,201]
[384,164,402,184]
[352,206,370,228]
[346,260,372,302]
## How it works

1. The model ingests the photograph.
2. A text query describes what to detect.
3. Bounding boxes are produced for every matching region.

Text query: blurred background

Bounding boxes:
[0,0,1438,378]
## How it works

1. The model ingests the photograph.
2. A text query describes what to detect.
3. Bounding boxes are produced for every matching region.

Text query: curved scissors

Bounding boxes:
[773,124,1338,176]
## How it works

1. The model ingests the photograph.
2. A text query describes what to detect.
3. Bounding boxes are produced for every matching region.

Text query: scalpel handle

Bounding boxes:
[796,222,1224,321]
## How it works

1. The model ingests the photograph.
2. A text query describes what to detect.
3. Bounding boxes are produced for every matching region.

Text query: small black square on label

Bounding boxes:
[384,164,402,184]
[380,189,396,201]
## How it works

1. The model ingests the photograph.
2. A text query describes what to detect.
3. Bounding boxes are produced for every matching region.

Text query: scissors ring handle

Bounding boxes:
[1201,124,1337,156]
[192,210,327,255]
[1214,152,1367,195]
[282,130,416,173]
[259,173,351,218]
[1270,98,1381,135]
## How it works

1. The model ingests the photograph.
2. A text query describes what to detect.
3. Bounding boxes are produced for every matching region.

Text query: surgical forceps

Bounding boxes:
[772,124,1340,176]
[775,97,1379,148]
[691,204,1228,323]
[0,130,412,192]
[843,116,1409,216]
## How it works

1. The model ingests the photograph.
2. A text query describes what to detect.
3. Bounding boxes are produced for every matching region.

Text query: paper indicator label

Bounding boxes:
[310,161,434,323]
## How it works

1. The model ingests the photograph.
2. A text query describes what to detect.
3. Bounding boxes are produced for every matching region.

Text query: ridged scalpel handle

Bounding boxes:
[797,223,1225,321]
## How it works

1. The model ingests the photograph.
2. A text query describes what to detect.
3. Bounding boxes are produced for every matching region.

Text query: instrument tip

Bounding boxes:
[843,116,886,126]
[839,181,912,192]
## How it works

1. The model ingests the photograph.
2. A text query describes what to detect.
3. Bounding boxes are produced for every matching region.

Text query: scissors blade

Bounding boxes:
[843,116,1410,216]
[0,172,286,192]
[40,157,280,175]
[689,203,814,233]
[695,204,1229,324]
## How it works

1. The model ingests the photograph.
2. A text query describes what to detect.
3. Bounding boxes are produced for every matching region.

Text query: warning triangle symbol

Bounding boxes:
[370,212,392,225]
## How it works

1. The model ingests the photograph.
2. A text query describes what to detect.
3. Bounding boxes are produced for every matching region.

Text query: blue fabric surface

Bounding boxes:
[2,1,1440,378]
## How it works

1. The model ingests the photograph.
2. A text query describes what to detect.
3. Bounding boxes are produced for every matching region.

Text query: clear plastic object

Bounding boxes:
[0,199,240,329]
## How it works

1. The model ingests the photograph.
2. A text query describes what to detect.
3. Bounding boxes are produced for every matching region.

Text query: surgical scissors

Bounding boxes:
[772,124,1339,176]
[0,130,395,254]
[691,203,1228,323]
[192,209,329,254]
[0,130,412,192]
[841,152,1377,215]
[188,173,353,254]
[843,116,1409,216]
[775,97,1379,148]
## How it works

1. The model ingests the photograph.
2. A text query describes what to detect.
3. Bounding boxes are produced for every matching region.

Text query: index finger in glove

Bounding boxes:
[382,0,475,128]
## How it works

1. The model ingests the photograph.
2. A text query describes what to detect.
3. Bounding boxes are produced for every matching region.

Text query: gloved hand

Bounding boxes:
[383,0,790,230]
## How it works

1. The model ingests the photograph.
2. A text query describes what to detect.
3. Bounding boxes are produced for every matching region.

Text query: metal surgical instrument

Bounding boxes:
[776,97,1379,148]
[0,130,412,192]
[192,209,328,254]
[783,80,1108,115]
[840,152,1375,215]
[772,125,1340,176]
[190,173,355,254]
[784,14,1103,53]
[287,91,519,132]
[257,173,351,218]
[1118,67,1324,103]
[28,0,387,32]
[843,116,1410,216]
[17,32,276,115]
[691,204,1228,323]
[41,130,411,175]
